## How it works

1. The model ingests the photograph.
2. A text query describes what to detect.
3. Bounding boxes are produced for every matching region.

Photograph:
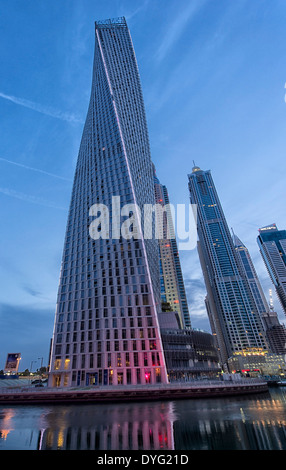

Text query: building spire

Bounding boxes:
[192,161,201,172]
[231,228,245,248]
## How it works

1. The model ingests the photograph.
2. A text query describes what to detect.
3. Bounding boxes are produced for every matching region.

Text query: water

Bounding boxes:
[0,388,286,450]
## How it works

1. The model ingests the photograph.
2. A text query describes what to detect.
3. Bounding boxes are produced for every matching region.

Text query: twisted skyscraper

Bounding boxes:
[48,18,168,388]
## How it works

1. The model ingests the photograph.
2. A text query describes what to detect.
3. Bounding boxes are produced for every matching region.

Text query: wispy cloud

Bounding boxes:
[0,156,72,182]
[156,0,207,62]
[0,91,83,124]
[22,285,42,298]
[125,0,150,21]
[0,186,68,210]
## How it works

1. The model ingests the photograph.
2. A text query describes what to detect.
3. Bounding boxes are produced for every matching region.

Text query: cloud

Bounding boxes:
[155,0,207,62]
[185,278,206,308]
[0,186,68,211]
[0,302,53,370]
[0,91,84,124]
[22,285,43,298]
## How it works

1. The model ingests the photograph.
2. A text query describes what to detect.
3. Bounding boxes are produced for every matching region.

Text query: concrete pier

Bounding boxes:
[0,379,268,405]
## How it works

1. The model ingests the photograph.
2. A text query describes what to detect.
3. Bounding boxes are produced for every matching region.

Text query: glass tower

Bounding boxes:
[257,224,286,316]
[188,165,267,367]
[48,17,168,388]
[232,230,269,316]
[153,165,191,329]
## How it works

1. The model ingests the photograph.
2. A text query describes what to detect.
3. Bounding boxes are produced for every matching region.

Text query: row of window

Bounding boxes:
[70,365,162,386]
[54,348,162,371]
[56,326,158,344]
[55,337,159,357]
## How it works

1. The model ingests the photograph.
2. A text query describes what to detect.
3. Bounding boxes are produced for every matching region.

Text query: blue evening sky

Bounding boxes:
[0,0,286,371]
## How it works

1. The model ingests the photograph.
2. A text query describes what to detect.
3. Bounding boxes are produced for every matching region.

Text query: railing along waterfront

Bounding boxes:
[0,377,267,394]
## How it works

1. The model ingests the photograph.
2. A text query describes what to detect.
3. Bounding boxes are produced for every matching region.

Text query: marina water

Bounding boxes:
[0,387,286,450]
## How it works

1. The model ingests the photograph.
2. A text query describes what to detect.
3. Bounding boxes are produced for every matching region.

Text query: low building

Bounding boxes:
[158,311,221,381]
[227,348,286,376]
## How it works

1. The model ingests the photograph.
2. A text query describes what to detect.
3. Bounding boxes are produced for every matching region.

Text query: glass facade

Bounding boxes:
[188,166,267,367]
[48,17,168,387]
[232,231,269,316]
[153,166,191,329]
[233,231,286,356]
[257,224,286,315]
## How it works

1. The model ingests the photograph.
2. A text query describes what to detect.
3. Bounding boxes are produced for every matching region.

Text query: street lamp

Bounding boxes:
[29,360,37,386]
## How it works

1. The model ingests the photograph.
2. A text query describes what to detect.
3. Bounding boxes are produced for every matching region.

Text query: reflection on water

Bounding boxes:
[39,401,175,450]
[1,389,286,450]
[173,390,286,450]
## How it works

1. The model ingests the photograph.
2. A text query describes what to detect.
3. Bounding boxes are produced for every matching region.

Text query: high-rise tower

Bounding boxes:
[188,165,267,367]
[48,18,168,388]
[232,230,286,355]
[153,166,191,329]
[232,230,269,316]
[257,224,286,316]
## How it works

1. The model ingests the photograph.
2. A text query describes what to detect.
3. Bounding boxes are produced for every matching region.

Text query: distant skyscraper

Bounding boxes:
[188,165,267,366]
[232,229,269,316]
[261,290,286,356]
[257,224,286,316]
[153,166,191,329]
[48,17,168,388]
[233,230,286,355]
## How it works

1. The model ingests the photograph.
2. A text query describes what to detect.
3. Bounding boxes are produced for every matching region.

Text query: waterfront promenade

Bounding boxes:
[0,378,268,405]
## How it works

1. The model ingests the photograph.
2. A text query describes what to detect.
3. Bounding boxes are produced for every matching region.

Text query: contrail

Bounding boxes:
[155,0,207,61]
[0,186,68,211]
[0,91,83,124]
[0,156,73,182]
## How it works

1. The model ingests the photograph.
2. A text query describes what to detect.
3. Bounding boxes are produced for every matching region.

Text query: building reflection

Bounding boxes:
[173,392,286,450]
[1,390,286,450]
[38,402,176,450]
[0,409,15,441]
